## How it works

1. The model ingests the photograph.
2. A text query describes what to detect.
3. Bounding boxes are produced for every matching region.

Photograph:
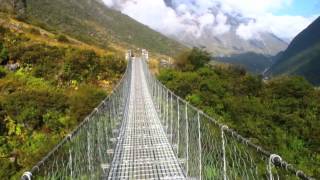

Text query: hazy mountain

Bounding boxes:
[267,16,320,85]
[215,52,273,74]
[23,0,186,57]
[175,24,288,56]
[164,1,288,55]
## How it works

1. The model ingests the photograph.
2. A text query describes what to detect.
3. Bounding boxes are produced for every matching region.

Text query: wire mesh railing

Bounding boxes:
[141,53,314,180]
[21,49,314,180]
[21,60,132,180]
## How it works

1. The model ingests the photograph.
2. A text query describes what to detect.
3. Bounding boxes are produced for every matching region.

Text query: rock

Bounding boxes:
[6,62,20,71]
[0,0,27,18]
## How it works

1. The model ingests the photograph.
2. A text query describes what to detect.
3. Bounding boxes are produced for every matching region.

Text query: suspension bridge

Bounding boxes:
[21,50,313,180]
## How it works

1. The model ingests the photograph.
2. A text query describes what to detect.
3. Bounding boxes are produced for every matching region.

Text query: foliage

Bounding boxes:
[267,17,320,85]
[215,52,273,74]
[55,34,69,43]
[0,22,125,178]
[175,47,210,71]
[28,28,41,35]
[0,43,9,65]
[158,51,320,177]
[68,85,106,123]
[0,67,6,78]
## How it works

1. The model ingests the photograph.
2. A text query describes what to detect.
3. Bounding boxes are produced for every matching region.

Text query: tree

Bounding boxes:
[0,43,9,65]
[188,47,211,69]
[174,47,211,71]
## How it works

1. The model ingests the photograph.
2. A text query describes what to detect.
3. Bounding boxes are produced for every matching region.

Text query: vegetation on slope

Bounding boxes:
[158,48,320,178]
[269,43,320,85]
[0,15,126,179]
[267,16,320,85]
[215,52,273,74]
[25,0,186,57]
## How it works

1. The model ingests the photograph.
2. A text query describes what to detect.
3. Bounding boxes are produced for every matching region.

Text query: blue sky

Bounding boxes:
[275,0,320,16]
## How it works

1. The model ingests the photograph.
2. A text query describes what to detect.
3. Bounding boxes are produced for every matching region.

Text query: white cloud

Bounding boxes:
[213,13,231,35]
[236,14,318,40]
[104,0,189,35]
[102,0,317,41]
[216,0,293,16]
[102,0,114,7]
[198,13,215,31]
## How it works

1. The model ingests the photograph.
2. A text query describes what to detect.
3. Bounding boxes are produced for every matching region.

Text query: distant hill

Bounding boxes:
[214,52,273,74]
[267,16,320,85]
[24,0,186,57]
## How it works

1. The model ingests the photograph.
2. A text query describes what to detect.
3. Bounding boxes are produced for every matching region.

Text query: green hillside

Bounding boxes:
[25,0,186,56]
[267,16,320,85]
[0,13,126,179]
[271,43,320,84]
[158,48,320,178]
[215,52,273,74]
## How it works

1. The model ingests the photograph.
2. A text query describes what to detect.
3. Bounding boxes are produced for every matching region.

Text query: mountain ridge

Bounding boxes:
[267,16,320,85]
[24,0,187,57]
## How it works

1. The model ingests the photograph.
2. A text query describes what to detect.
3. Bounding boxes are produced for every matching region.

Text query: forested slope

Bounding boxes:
[0,13,125,179]
[267,16,320,85]
[158,48,320,178]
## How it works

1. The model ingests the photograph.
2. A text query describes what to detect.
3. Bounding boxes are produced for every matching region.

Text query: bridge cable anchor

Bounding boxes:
[21,171,32,180]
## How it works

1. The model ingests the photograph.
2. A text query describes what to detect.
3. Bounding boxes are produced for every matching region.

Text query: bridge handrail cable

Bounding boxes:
[140,55,313,180]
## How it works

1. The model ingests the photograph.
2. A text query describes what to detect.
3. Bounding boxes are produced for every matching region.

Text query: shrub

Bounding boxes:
[174,47,211,71]
[56,34,69,43]
[0,67,7,78]
[0,26,7,38]
[158,64,320,178]
[29,28,41,35]
[0,43,9,65]
[68,85,107,122]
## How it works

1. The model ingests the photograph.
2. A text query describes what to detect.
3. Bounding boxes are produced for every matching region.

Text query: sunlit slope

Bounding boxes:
[26,0,187,56]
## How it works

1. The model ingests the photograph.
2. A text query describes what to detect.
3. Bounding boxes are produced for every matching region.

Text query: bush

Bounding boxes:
[0,24,126,178]
[29,28,41,35]
[56,34,69,43]
[61,50,100,82]
[0,43,9,65]
[0,67,6,78]
[61,50,125,83]
[158,64,320,177]
[1,74,68,130]
[68,85,107,122]
[175,47,211,71]
[3,89,68,130]
[12,43,64,65]
[0,26,7,39]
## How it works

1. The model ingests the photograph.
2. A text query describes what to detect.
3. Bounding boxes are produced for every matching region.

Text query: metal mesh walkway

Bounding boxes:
[108,59,185,179]
[21,50,313,180]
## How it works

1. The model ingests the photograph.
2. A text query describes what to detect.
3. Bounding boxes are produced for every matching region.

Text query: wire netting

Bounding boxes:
[22,52,313,180]
[21,60,132,180]
[141,54,313,180]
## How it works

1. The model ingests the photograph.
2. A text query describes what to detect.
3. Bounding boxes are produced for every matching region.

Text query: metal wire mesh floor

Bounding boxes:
[108,59,185,180]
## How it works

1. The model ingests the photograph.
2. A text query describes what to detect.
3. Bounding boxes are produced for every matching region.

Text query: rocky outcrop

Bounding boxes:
[0,0,13,12]
[0,0,27,18]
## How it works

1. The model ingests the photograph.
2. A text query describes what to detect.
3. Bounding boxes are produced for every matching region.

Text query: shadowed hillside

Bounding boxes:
[267,16,320,85]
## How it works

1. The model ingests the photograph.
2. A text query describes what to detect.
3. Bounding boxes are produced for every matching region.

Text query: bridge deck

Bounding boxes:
[108,59,185,179]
